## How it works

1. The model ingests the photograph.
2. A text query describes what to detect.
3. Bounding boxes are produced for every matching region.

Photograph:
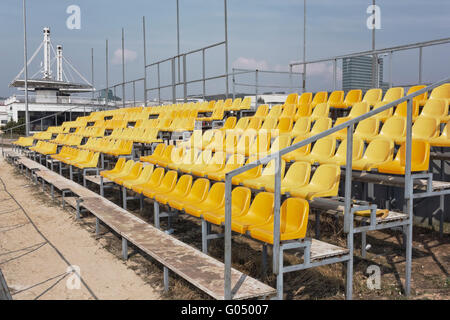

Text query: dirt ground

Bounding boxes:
[1,155,449,300]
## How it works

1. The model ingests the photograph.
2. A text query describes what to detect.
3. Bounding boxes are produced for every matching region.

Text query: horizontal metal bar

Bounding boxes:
[232,68,304,75]
[290,37,450,66]
[145,41,226,68]
[234,82,302,89]
[413,189,450,199]
[353,220,410,233]
[282,255,350,273]
[146,74,228,93]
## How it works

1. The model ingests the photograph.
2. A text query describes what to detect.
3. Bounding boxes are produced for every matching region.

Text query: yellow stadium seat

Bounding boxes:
[290,117,311,137]
[370,117,406,142]
[266,161,311,193]
[168,147,199,170]
[308,117,332,137]
[295,103,312,120]
[131,167,165,194]
[327,90,344,107]
[311,91,328,108]
[241,159,286,190]
[417,99,448,122]
[183,183,225,218]
[378,140,430,174]
[352,118,380,142]
[331,89,362,109]
[310,103,330,121]
[352,138,394,171]
[155,174,193,205]
[231,192,274,234]
[362,88,382,107]
[337,102,370,122]
[103,159,134,180]
[292,137,336,164]
[168,178,210,211]
[73,152,100,169]
[266,105,283,118]
[207,154,246,181]
[236,131,256,156]
[282,136,311,162]
[279,104,297,119]
[395,116,439,144]
[254,105,269,118]
[221,117,237,130]
[272,117,293,136]
[407,85,427,107]
[298,92,313,107]
[284,93,298,105]
[429,121,450,147]
[202,187,251,226]
[383,87,404,102]
[123,164,154,189]
[429,83,450,105]
[287,164,341,200]
[191,151,226,177]
[178,149,212,174]
[320,138,365,166]
[249,198,309,244]
[232,156,262,185]
[142,170,178,199]
[100,158,126,180]
[114,162,143,185]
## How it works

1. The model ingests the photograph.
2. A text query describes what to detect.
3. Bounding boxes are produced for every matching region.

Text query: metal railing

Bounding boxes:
[145,41,228,104]
[222,76,450,300]
[289,37,450,92]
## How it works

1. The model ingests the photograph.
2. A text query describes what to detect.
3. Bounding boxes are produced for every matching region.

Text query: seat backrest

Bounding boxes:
[261,159,286,177]
[328,90,344,104]
[311,103,330,118]
[159,170,178,189]
[139,165,155,181]
[311,91,328,107]
[152,144,165,157]
[396,140,430,167]
[407,85,427,102]
[285,93,298,105]
[172,175,193,195]
[345,89,362,105]
[247,117,262,131]
[276,117,293,133]
[421,99,447,118]
[130,162,143,177]
[383,87,404,102]
[270,135,291,154]
[249,131,271,155]
[287,137,311,155]
[267,105,283,118]
[362,138,394,162]
[255,105,269,117]
[246,192,274,220]
[147,167,166,186]
[363,88,382,105]
[222,117,237,130]
[260,118,278,130]
[430,83,450,100]
[348,102,369,118]
[205,183,226,206]
[234,117,250,131]
[413,116,439,139]
[335,138,365,160]
[380,117,406,137]
[188,178,210,202]
[309,164,341,190]
[280,198,309,238]
[231,187,252,214]
[292,117,311,135]
[310,118,332,135]
[283,161,311,187]
[298,92,313,106]
[280,104,296,118]
[310,137,336,158]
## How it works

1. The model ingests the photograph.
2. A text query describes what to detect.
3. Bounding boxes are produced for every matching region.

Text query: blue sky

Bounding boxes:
[0,0,449,99]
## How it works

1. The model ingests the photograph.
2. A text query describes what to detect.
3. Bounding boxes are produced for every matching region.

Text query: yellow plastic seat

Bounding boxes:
[320,138,365,166]
[378,141,430,174]
[259,118,278,133]
[352,138,394,171]
[351,118,380,142]
[155,174,193,205]
[114,162,143,185]
[284,93,298,105]
[245,117,263,132]
[123,164,154,189]
[101,158,130,180]
[156,145,182,167]
[337,102,370,122]
[393,100,419,119]
[263,135,291,157]
[207,154,246,181]
[254,105,269,118]
[311,91,328,109]
[191,151,226,177]
[241,159,286,190]
[362,88,382,107]
[231,192,274,234]
[308,117,332,137]
[326,90,345,108]
[369,117,406,142]
[74,152,100,169]
[371,101,393,122]
[202,187,251,226]
[298,92,313,107]
[239,97,252,110]
[178,150,212,174]
[310,103,330,121]
[221,117,237,130]
[140,143,165,164]
[383,87,404,102]
[292,137,336,164]
[331,89,362,109]
[429,121,450,147]
[178,130,202,149]
[286,164,341,200]
[168,147,199,170]
[249,198,309,244]
[235,131,256,156]
[232,156,262,185]
[417,99,448,123]
[272,117,293,136]
[248,131,271,157]
[132,167,165,194]
[395,116,439,144]
[199,130,216,149]
[142,170,178,199]
[168,178,210,211]
[290,117,311,137]
[407,85,428,107]
[183,183,225,218]
[282,135,311,162]
[429,83,450,106]
[204,130,225,152]
[279,104,297,119]
[294,103,312,120]
[266,105,283,119]
[266,161,311,193]
[232,117,250,132]
[200,101,225,121]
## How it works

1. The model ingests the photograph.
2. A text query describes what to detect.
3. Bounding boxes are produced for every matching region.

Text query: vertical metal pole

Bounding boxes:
[106,39,109,106]
[272,155,282,275]
[302,0,306,93]
[23,0,30,136]
[289,65,293,93]
[232,68,236,99]
[202,49,206,100]
[176,0,180,82]
[143,16,148,107]
[255,70,258,108]
[418,47,423,85]
[333,59,337,90]
[389,51,392,88]
[224,175,232,300]
[122,28,126,108]
[183,54,187,103]
[171,58,176,104]
[371,0,377,88]
[224,0,229,98]
[133,81,136,107]
[91,48,94,107]
[157,63,161,104]
[404,98,413,296]
[344,123,354,300]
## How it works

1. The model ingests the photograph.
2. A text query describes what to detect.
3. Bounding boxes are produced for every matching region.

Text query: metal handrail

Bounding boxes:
[222,76,450,300]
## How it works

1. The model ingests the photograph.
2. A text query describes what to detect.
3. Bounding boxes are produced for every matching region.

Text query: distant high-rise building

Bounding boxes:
[342,56,383,92]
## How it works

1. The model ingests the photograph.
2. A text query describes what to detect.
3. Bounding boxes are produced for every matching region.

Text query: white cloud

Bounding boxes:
[112,48,138,65]
[232,57,269,70]
[292,62,342,81]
